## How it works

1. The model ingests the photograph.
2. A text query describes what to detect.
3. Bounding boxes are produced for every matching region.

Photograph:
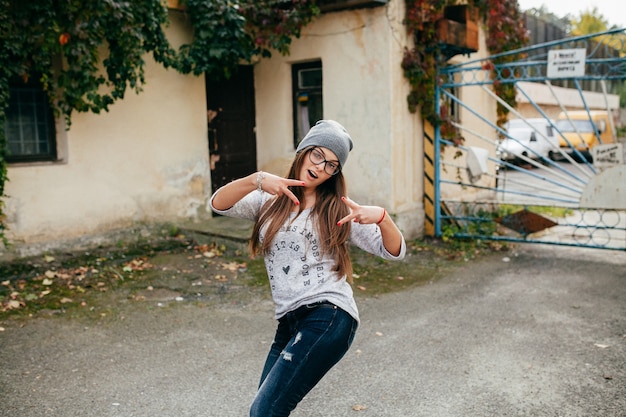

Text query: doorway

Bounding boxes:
[206,66,257,194]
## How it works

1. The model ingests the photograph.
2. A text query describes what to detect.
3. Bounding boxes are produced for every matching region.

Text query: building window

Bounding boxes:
[292,61,323,148]
[444,85,460,124]
[4,78,57,163]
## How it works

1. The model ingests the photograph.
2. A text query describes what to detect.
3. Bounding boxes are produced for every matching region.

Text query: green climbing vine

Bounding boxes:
[0,0,320,243]
[402,0,529,143]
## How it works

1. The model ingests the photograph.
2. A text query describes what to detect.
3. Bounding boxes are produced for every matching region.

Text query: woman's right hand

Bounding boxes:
[258,172,305,206]
[212,172,304,210]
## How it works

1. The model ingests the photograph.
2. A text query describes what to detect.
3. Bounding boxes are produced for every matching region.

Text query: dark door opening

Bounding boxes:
[206,66,257,194]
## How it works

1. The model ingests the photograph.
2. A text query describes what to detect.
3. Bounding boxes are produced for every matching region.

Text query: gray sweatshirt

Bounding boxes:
[210,190,406,323]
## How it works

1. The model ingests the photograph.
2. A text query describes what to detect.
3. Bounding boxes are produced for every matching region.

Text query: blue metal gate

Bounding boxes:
[434,29,626,250]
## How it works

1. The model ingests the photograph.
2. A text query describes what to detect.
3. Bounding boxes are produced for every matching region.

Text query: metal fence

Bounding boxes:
[433,29,626,250]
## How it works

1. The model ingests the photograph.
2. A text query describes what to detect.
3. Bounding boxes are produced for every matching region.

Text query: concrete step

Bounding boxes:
[177,216,253,251]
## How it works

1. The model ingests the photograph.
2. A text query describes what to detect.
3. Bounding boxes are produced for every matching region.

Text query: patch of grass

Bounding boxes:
[241,256,270,288]
[499,204,573,218]
[0,237,194,319]
[0,235,509,321]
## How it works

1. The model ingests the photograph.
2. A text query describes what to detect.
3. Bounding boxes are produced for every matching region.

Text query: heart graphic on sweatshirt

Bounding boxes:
[282,266,290,274]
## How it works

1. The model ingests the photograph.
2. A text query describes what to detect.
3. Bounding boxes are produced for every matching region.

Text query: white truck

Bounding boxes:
[498,118,558,163]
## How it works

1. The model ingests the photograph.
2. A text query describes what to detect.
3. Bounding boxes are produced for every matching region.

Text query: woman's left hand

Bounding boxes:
[337,196,385,226]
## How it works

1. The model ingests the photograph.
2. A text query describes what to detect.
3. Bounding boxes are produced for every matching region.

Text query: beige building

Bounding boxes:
[2,0,494,256]
[514,81,620,122]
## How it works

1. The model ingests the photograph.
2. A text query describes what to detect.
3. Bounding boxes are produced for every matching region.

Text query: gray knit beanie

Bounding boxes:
[296,120,354,168]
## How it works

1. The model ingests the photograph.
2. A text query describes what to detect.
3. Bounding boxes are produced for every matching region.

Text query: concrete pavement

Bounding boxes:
[1,243,624,416]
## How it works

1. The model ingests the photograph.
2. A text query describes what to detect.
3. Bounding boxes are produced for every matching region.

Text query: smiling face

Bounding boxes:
[299,147,340,188]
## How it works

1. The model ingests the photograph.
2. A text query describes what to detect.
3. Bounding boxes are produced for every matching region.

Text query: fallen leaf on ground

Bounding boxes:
[123,258,153,271]
[196,243,224,258]
[4,300,24,310]
[352,404,368,411]
[220,261,246,272]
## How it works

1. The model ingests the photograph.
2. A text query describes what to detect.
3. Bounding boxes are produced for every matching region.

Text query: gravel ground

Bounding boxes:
[1,243,625,417]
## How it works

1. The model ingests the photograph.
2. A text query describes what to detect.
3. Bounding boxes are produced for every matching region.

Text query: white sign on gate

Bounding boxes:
[547,48,587,78]
[592,143,623,169]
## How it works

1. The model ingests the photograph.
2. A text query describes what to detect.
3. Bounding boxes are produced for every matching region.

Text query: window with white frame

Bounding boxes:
[292,61,323,148]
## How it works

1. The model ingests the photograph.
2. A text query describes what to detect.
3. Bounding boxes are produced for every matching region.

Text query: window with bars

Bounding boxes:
[5,80,57,163]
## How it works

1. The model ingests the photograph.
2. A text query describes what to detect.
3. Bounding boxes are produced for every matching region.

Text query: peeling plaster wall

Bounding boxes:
[3,14,210,250]
[254,0,423,239]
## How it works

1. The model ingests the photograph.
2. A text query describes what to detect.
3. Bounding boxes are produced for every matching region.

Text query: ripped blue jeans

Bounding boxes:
[250,301,358,417]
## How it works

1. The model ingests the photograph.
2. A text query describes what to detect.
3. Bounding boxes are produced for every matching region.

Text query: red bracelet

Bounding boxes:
[376,208,386,225]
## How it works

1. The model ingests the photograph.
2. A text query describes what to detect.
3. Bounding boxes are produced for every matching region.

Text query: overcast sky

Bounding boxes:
[517,0,626,30]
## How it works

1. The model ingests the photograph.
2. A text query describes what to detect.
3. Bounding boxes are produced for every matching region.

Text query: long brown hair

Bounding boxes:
[250,147,354,282]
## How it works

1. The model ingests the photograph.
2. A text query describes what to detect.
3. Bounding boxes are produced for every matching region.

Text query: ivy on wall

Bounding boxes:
[0,0,320,243]
[402,0,529,142]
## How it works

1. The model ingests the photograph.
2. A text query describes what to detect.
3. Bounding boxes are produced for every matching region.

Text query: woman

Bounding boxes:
[210,120,406,416]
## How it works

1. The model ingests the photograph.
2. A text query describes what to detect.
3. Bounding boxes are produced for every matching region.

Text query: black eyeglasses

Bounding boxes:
[308,147,340,176]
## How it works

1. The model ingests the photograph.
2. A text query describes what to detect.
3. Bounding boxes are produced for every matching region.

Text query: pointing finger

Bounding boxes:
[337,213,354,226]
[285,188,301,206]
[341,196,357,208]
[286,179,306,188]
